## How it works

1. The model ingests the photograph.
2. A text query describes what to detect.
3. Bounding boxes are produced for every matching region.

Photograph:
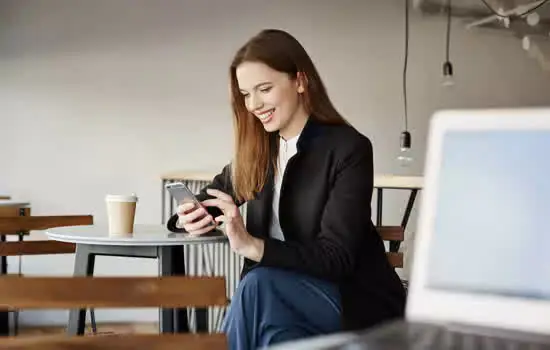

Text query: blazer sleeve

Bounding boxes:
[166,163,238,233]
[258,137,374,282]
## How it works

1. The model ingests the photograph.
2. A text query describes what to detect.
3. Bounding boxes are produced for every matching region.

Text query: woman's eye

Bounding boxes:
[241,94,249,99]
[260,87,272,93]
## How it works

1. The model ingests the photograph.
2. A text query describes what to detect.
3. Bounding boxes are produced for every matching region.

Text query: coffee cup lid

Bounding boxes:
[105,194,138,203]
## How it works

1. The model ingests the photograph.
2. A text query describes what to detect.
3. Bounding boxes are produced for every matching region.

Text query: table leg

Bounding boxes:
[158,246,190,333]
[67,245,95,336]
[0,235,7,336]
[400,189,418,230]
[376,188,383,226]
[389,189,419,253]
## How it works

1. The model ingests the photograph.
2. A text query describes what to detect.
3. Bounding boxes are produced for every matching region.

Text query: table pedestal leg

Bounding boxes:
[0,235,7,336]
[158,246,192,333]
[67,245,95,336]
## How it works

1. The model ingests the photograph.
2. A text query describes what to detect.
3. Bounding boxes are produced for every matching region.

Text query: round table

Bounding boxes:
[46,224,228,246]
[45,224,228,335]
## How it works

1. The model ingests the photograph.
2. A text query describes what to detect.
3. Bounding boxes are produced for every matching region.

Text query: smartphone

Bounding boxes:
[165,182,215,227]
[165,182,203,208]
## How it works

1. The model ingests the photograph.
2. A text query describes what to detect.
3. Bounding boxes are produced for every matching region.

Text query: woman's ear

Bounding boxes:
[296,72,308,93]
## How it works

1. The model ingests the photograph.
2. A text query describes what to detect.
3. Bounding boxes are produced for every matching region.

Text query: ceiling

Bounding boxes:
[413,0,550,37]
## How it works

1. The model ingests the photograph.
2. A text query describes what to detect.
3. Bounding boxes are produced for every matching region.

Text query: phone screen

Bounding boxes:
[166,182,217,228]
[166,182,202,207]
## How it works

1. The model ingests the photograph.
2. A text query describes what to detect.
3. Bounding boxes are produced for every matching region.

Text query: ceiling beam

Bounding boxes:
[414,0,550,37]
[466,0,546,28]
[416,0,493,18]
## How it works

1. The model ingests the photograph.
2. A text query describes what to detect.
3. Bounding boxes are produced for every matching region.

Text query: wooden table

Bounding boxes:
[374,175,423,252]
[0,200,31,336]
[46,224,228,335]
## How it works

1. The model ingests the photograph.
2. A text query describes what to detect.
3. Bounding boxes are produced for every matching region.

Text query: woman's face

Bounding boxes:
[236,61,306,138]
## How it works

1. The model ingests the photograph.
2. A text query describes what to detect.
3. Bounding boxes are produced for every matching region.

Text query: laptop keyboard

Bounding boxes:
[330,323,550,350]
[409,327,550,350]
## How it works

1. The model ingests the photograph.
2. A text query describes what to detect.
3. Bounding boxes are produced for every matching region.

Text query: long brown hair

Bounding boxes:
[230,29,347,202]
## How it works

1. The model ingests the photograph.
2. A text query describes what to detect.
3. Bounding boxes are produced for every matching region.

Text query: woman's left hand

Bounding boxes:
[202,189,264,262]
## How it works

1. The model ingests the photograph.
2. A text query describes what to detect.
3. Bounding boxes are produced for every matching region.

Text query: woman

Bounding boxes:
[167,29,406,349]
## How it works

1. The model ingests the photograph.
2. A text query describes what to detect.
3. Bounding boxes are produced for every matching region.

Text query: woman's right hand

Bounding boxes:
[176,202,216,235]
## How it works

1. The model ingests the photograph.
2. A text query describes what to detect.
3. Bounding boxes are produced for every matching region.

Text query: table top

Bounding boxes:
[374,174,423,190]
[46,224,228,246]
[0,200,30,207]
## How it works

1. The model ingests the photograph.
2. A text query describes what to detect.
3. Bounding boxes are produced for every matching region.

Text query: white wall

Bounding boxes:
[1,0,549,326]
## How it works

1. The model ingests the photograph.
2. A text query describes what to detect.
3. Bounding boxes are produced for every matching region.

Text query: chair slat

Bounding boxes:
[1,333,227,350]
[377,226,404,242]
[0,241,75,256]
[0,215,93,233]
[0,276,227,309]
[386,252,403,268]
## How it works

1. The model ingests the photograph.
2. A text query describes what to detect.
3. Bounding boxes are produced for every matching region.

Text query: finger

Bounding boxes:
[184,212,214,232]
[202,198,234,213]
[188,222,217,236]
[215,215,225,223]
[177,202,197,215]
[206,189,233,202]
[177,206,208,225]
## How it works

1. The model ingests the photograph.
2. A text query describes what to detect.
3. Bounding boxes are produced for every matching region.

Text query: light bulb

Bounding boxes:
[526,12,540,27]
[397,131,413,167]
[442,61,455,87]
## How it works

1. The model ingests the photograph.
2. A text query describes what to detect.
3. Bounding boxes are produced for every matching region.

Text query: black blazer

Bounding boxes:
[167,118,406,331]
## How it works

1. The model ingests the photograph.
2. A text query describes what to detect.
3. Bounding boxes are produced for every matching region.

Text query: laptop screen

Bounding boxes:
[426,130,550,300]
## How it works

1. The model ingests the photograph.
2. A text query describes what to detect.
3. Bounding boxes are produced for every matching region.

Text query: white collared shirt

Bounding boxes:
[270,133,300,241]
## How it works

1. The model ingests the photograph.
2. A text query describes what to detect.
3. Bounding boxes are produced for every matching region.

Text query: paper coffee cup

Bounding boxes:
[105,194,138,235]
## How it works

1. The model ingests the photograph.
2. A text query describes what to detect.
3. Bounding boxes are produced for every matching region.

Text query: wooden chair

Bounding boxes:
[0,276,228,349]
[0,215,94,335]
[0,215,93,256]
[376,226,405,269]
[377,225,408,292]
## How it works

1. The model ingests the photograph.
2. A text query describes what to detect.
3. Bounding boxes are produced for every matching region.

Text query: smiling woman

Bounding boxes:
[167,29,406,350]
[229,29,348,203]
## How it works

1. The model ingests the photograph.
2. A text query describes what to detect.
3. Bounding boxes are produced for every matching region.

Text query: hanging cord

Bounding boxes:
[479,0,549,17]
[403,0,409,132]
[446,0,452,62]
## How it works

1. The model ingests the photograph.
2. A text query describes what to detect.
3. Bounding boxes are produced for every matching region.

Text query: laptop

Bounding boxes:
[271,108,550,349]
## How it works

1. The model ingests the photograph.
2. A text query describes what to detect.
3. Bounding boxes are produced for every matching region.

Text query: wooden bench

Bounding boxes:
[0,215,93,256]
[0,215,94,335]
[0,276,228,349]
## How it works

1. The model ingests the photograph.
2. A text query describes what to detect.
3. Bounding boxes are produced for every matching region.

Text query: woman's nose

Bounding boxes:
[248,93,263,111]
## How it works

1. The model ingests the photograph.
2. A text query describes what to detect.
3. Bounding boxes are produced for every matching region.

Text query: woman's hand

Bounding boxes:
[176,202,216,235]
[202,189,264,262]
